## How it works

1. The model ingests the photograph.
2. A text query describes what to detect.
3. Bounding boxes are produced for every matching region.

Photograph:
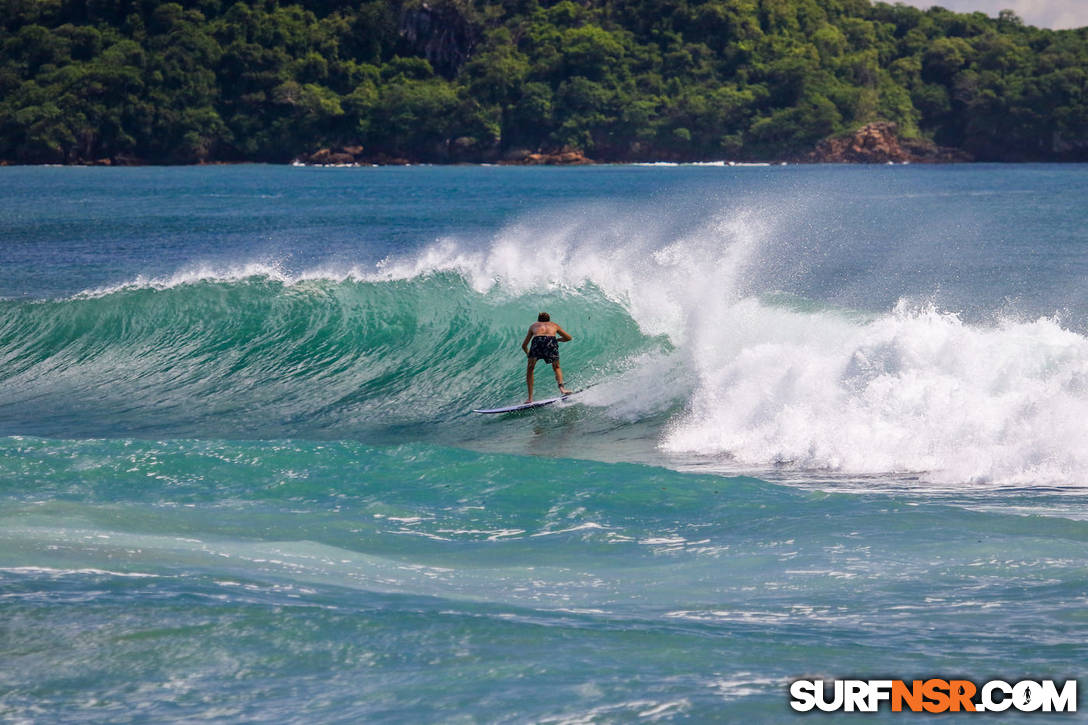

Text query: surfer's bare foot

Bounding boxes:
[559,385,571,395]
[525,398,532,403]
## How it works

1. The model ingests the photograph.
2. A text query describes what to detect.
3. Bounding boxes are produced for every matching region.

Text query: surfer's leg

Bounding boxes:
[552,361,570,395]
[526,358,537,402]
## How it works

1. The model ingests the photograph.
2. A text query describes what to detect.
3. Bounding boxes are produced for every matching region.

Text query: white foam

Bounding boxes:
[662,300,1088,485]
[0,566,162,578]
[368,203,776,343]
[368,200,1088,486]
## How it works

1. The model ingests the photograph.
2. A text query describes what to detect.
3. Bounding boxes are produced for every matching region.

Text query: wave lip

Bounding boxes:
[72,262,299,298]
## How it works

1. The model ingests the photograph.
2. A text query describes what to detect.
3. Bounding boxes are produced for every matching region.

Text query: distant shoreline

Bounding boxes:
[0,123,1029,167]
[11,158,1088,168]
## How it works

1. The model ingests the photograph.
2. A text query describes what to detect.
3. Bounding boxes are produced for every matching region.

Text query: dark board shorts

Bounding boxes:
[528,336,559,364]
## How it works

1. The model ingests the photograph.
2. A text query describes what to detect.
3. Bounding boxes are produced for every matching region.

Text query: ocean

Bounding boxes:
[1,163,1086,722]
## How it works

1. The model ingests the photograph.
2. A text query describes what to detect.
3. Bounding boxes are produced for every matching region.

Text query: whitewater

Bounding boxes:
[1,164,1086,722]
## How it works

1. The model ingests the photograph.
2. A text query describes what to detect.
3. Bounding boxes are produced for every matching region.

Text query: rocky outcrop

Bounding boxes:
[810,122,971,163]
[501,148,593,165]
[295,146,368,165]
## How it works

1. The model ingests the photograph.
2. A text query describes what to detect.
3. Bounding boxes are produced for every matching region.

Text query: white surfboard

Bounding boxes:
[472,393,573,414]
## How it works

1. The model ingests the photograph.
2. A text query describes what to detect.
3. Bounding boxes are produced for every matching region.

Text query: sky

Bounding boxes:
[891,1,1088,29]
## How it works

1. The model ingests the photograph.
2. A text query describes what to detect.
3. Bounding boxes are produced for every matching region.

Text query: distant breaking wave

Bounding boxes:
[4,200,1088,486]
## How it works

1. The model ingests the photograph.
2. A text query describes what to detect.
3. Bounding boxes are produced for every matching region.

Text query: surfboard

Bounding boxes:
[472,392,573,414]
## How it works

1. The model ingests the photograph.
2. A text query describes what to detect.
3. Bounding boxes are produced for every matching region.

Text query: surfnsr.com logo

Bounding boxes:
[789,679,1077,713]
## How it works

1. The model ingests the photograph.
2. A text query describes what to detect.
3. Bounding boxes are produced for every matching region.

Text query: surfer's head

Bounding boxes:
[538,312,550,322]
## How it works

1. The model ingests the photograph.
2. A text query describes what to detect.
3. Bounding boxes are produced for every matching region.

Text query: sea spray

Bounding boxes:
[370,204,1088,486]
[663,300,1088,485]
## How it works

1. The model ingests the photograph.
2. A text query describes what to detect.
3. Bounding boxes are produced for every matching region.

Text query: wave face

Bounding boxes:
[0,271,656,438]
[4,175,1088,486]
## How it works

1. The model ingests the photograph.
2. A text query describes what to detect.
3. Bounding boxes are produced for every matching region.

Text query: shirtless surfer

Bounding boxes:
[521,312,572,402]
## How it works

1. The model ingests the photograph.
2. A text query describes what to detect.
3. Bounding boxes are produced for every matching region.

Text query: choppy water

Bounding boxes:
[1,164,1087,722]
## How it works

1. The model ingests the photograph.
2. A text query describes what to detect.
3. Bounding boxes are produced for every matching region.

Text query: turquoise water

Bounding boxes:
[2,164,1087,721]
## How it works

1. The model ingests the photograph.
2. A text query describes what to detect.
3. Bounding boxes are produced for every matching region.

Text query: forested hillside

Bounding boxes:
[1,0,1086,164]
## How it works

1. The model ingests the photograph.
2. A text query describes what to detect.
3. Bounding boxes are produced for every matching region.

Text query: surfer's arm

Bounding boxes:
[555,326,572,342]
[521,331,533,354]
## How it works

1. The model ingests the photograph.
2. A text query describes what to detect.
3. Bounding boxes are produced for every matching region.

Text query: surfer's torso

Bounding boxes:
[528,321,561,337]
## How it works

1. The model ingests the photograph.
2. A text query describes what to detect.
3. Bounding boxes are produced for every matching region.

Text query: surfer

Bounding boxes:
[521,312,572,402]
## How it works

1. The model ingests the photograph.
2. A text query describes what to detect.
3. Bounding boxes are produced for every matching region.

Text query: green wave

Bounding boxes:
[0,274,663,437]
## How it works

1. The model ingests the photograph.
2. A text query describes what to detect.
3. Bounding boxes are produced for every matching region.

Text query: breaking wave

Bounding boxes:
[4,200,1088,486]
